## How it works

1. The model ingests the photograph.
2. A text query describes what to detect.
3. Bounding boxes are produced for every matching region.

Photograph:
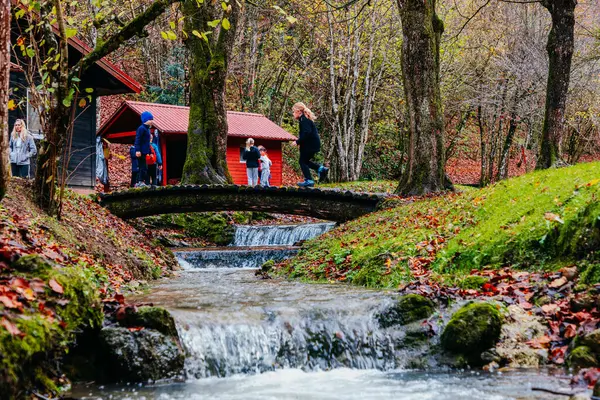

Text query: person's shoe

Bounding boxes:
[134,182,147,188]
[297,180,315,187]
[318,166,329,182]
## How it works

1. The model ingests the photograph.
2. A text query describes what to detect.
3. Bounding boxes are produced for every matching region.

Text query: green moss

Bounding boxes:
[457,275,489,290]
[0,256,103,397]
[440,302,503,365]
[568,346,598,368]
[377,294,436,328]
[281,162,600,288]
[119,306,178,338]
[143,212,234,245]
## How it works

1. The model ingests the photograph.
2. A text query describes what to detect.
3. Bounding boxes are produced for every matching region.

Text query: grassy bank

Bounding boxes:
[0,180,177,397]
[279,162,600,288]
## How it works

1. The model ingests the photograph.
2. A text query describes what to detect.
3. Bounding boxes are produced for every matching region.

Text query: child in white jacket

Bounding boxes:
[258,146,272,187]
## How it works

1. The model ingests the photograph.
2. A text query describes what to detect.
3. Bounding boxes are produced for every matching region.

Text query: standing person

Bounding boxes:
[242,138,260,186]
[258,146,272,187]
[145,135,162,187]
[134,111,153,187]
[129,145,139,188]
[291,102,328,187]
[9,119,37,178]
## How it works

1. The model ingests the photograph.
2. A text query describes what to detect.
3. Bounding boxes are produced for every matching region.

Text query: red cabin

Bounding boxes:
[98,101,296,186]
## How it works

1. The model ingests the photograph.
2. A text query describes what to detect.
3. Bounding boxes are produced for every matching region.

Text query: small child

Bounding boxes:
[242,138,260,185]
[258,146,272,187]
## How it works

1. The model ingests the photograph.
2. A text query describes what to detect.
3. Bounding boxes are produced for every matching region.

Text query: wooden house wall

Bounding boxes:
[8,70,97,188]
[226,137,283,186]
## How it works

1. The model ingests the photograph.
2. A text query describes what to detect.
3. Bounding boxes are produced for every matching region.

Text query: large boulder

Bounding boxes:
[99,327,184,382]
[441,302,502,365]
[377,294,435,328]
[120,306,178,337]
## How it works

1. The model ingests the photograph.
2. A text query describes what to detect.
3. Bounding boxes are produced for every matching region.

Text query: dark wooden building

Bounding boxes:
[98,101,296,186]
[9,13,142,188]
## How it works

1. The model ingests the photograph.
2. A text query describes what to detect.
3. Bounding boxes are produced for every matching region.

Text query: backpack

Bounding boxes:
[146,146,157,165]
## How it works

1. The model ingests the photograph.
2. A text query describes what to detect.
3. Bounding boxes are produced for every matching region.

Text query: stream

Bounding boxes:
[70,223,580,399]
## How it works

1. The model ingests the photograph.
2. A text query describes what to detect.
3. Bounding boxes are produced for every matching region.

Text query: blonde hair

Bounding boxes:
[292,102,316,121]
[246,138,254,145]
[11,119,29,141]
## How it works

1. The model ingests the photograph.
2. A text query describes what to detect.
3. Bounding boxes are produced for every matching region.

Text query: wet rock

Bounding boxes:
[495,305,546,368]
[377,294,435,328]
[440,302,502,365]
[570,292,598,312]
[99,327,184,382]
[567,346,598,368]
[120,306,178,338]
[579,329,600,354]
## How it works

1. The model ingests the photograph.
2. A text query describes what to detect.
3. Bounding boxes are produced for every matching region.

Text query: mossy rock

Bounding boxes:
[458,275,489,290]
[12,254,53,274]
[120,306,178,338]
[568,346,598,368]
[440,302,502,365]
[377,294,435,328]
[183,213,234,245]
[99,327,184,382]
[578,329,600,354]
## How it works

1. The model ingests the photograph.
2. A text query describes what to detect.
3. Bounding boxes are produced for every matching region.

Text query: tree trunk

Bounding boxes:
[181,0,240,184]
[0,0,10,200]
[395,0,451,195]
[536,0,576,169]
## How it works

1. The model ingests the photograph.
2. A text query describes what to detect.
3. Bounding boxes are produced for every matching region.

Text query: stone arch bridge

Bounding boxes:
[98,185,388,222]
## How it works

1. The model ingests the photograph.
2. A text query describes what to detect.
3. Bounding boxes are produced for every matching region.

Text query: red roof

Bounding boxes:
[11,0,142,94]
[99,101,297,141]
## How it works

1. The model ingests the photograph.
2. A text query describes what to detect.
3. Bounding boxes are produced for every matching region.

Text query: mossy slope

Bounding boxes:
[280,162,600,287]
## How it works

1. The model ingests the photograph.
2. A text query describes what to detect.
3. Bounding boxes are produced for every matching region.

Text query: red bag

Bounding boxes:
[146,146,157,165]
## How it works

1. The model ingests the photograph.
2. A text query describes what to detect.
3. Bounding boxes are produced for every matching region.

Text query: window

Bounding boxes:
[239,146,246,163]
[26,89,44,139]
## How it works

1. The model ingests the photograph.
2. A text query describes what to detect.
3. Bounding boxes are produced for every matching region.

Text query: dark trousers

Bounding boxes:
[299,151,320,180]
[130,171,138,187]
[146,164,158,186]
[137,155,147,184]
[11,164,29,178]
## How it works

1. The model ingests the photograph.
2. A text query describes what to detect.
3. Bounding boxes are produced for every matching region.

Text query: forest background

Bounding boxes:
[18,0,600,188]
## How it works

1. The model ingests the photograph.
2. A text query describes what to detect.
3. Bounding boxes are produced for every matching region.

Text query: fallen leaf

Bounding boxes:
[48,278,64,294]
[549,277,568,288]
[564,323,577,339]
[544,212,564,224]
[0,294,20,308]
[1,317,23,336]
[127,326,145,332]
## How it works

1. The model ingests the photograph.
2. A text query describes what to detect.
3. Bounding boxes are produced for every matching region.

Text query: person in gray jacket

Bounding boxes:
[9,119,37,178]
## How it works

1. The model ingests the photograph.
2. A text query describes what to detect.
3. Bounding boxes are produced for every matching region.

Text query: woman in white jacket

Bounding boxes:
[9,119,37,178]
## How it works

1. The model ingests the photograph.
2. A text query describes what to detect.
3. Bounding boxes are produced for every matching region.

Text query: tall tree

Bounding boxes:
[181,0,241,184]
[536,0,577,169]
[0,0,9,200]
[395,0,451,195]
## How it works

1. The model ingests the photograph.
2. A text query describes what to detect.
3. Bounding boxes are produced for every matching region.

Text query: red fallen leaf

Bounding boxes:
[48,278,63,294]
[1,317,23,336]
[549,276,568,288]
[527,335,551,349]
[518,300,533,310]
[127,326,145,332]
[583,368,600,388]
[116,305,127,321]
[29,280,46,293]
[482,283,499,294]
[115,293,125,304]
[59,320,68,329]
[550,345,568,364]
[541,303,560,314]
[564,323,577,339]
[0,294,20,308]
[11,278,29,289]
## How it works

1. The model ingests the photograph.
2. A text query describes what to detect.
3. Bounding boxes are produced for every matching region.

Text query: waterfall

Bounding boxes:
[173,306,423,379]
[232,223,336,247]
[176,247,299,269]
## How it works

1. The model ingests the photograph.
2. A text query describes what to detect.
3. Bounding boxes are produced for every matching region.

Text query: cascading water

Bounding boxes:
[232,222,336,247]
[70,223,574,399]
[176,222,335,270]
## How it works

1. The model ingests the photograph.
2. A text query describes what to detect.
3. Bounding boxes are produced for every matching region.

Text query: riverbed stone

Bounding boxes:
[99,327,184,382]
[567,346,598,368]
[377,294,435,328]
[440,302,502,365]
[119,306,178,338]
[579,329,600,354]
